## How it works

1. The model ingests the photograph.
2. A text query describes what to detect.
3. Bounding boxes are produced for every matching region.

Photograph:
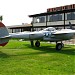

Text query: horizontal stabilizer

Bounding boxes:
[0,35,10,39]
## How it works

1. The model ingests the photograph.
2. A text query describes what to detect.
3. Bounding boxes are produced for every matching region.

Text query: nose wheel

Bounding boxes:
[56,43,64,51]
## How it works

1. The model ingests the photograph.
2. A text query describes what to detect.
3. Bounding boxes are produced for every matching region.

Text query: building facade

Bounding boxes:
[29,4,75,31]
[7,23,32,33]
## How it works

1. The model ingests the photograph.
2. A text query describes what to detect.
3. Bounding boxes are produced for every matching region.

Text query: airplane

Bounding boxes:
[0,22,75,51]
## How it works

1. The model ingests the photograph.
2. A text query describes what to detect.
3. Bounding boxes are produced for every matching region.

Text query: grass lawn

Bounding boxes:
[0,40,75,75]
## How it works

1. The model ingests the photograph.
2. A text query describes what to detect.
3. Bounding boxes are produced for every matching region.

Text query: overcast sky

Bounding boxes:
[0,0,75,26]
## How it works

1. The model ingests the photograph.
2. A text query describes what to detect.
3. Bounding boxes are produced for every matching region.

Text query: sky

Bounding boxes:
[0,0,75,26]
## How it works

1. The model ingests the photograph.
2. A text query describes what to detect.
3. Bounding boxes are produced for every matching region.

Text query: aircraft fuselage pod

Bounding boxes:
[0,22,75,51]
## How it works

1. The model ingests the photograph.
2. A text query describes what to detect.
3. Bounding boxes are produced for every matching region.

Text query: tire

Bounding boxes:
[56,43,62,51]
[35,41,40,47]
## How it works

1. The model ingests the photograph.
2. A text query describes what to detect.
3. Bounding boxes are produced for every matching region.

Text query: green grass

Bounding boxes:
[0,40,75,75]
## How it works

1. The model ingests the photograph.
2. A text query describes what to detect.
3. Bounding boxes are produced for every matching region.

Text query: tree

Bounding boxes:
[0,16,3,21]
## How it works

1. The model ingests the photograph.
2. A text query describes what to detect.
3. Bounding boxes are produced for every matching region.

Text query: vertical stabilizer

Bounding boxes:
[0,22,9,46]
[69,22,73,29]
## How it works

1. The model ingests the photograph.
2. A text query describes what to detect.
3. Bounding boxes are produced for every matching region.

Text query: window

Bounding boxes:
[34,16,46,23]
[71,12,75,20]
[39,16,45,23]
[49,15,53,21]
[58,14,62,21]
[67,13,72,20]
[52,14,58,21]
[49,14,62,22]
[67,12,75,20]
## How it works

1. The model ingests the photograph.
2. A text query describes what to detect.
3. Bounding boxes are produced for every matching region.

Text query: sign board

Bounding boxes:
[47,4,75,12]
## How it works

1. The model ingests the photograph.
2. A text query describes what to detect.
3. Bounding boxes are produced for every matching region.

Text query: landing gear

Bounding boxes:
[31,40,64,51]
[56,42,64,51]
[30,40,34,47]
[35,41,40,47]
[56,43,62,51]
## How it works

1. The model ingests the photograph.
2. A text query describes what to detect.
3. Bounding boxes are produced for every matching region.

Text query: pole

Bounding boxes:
[30,19,34,47]
[46,15,47,28]
[64,13,65,29]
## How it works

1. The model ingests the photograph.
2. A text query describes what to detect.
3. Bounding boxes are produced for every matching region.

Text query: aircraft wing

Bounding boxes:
[51,29,75,40]
[52,29,75,35]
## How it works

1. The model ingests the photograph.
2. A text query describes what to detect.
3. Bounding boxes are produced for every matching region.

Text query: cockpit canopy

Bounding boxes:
[43,27,56,31]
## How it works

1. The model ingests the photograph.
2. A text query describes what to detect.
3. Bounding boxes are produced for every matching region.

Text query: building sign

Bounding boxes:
[47,4,75,12]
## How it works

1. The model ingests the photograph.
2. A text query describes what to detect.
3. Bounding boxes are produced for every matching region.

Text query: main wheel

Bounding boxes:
[35,41,40,47]
[56,43,62,51]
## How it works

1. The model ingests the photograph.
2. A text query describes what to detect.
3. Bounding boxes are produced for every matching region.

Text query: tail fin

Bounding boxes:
[69,22,73,29]
[0,22,9,46]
